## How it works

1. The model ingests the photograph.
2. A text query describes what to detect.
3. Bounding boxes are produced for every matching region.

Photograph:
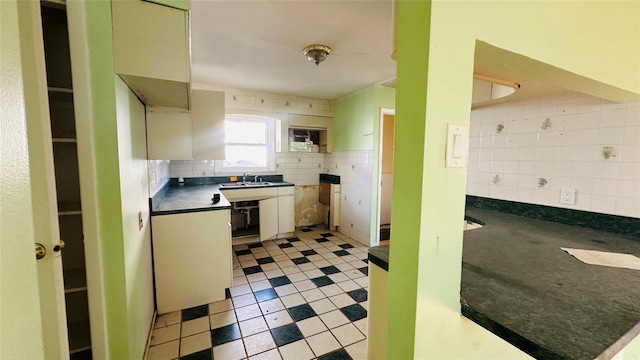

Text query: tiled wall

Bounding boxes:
[169,87,333,182]
[148,160,170,196]
[168,88,334,227]
[324,151,374,245]
[467,92,640,218]
[169,153,324,186]
[222,88,332,116]
[274,152,325,185]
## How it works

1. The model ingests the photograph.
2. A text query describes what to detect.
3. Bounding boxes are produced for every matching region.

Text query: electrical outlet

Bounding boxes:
[193,164,206,175]
[560,188,576,205]
[138,210,143,231]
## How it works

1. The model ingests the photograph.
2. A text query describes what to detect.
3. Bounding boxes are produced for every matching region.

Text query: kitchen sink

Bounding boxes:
[219,182,272,188]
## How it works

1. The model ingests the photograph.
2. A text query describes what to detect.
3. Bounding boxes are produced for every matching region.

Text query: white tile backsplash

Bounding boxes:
[467,92,640,218]
[148,160,170,196]
[323,151,373,245]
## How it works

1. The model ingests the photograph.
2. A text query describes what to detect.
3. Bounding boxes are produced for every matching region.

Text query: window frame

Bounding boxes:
[215,113,276,174]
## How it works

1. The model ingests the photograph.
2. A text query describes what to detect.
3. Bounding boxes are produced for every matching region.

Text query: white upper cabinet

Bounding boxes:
[146,108,192,160]
[146,90,225,160]
[111,0,190,108]
[288,114,331,129]
[191,90,225,160]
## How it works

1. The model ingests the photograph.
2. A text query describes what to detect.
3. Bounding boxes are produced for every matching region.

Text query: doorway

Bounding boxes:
[377,109,395,245]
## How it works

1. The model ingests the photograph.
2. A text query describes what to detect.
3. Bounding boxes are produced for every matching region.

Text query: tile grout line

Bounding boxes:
[150,226,369,360]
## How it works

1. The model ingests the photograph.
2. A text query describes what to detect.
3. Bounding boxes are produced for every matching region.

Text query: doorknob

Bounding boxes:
[35,243,46,260]
[53,240,65,252]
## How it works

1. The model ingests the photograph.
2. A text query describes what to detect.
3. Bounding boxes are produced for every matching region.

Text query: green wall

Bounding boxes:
[333,84,395,245]
[68,2,156,358]
[333,86,376,152]
[386,2,431,358]
[387,0,640,358]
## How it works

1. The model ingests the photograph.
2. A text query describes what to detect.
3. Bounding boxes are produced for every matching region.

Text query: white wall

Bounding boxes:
[170,152,325,186]
[115,77,155,359]
[467,92,640,218]
[324,151,373,245]
[0,1,46,358]
[165,89,377,243]
[168,88,333,227]
[169,87,332,184]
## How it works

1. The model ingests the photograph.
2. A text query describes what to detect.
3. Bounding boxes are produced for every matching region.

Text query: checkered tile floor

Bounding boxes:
[147,226,369,360]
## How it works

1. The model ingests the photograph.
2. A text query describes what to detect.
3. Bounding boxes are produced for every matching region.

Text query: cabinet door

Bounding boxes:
[278,195,295,233]
[288,114,330,129]
[152,210,231,314]
[259,197,278,241]
[325,119,333,153]
[112,1,190,108]
[191,90,225,160]
[112,1,189,83]
[146,108,192,160]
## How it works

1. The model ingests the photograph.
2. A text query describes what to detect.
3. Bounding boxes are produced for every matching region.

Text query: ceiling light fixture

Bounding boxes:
[303,44,332,66]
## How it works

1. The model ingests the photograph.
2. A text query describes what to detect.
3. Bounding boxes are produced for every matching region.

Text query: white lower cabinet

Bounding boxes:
[146,107,192,160]
[222,186,295,242]
[278,187,295,234]
[152,209,232,314]
[259,197,278,241]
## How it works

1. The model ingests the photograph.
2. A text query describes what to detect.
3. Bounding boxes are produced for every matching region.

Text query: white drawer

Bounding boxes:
[278,186,294,196]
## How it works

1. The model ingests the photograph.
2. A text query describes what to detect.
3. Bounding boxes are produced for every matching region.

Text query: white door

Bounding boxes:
[1,1,69,358]
[259,197,279,241]
[376,109,395,245]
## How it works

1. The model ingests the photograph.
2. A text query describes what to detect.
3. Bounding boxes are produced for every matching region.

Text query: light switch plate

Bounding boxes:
[446,124,469,168]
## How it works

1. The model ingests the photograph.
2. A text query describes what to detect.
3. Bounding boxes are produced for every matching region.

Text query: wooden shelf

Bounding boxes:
[64,268,87,293]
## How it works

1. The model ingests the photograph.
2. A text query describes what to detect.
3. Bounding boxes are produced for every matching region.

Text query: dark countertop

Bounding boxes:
[368,209,640,359]
[368,245,389,271]
[151,184,231,215]
[150,181,294,216]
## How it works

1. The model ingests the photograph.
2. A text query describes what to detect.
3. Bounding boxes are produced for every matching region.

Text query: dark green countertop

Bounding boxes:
[150,182,294,216]
[368,208,640,359]
[368,245,389,271]
[151,184,231,215]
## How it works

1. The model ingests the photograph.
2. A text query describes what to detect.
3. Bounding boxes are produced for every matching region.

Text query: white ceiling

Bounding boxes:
[190,1,578,105]
[190,0,397,100]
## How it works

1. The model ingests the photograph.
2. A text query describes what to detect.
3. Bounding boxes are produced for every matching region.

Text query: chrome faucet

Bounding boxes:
[243,173,252,183]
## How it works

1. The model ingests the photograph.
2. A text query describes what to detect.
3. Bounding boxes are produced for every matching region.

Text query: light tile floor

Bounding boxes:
[147,226,369,360]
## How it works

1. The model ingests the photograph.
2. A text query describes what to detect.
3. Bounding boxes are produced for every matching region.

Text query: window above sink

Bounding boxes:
[216,114,277,174]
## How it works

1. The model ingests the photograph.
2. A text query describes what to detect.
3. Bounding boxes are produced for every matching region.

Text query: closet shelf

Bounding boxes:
[58,201,81,214]
[47,86,73,93]
[63,268,87,293]
[52,138,77,143]
[67,319,91,353]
